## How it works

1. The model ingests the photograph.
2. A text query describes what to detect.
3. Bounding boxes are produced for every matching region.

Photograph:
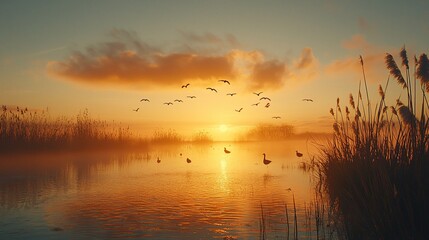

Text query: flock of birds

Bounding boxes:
[154,147,304,166]
[132,79,313,120]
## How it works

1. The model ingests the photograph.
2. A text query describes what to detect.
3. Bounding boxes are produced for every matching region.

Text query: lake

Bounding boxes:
[0,140,334,239]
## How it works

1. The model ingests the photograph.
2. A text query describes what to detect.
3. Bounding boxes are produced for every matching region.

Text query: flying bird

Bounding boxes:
[262,153,272,165]
[218,79,230,84]
[226,93,236,96]
[164,102,173,105]
[140,98,150,102]
[265,103,270,108]
[186,158,192,163]
[296,150,303,157]
[260,97,271,101]
[133,108,140,112]
[157,157,161,163]
[224,147,231,154]
[253,92,263,96]
[174,99,183,103]
[206,87,218,93]
[235,108,243,112]
[272,116,281,119]
[302,98,314,102]
[182,83,190,88]
[187,96,196,99]
[251,102,260,106]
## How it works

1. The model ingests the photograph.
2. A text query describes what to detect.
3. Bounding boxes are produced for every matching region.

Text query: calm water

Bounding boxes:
[0,141,332,239]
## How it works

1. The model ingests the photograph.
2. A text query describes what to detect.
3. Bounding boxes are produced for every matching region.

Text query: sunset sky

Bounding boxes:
[1,0,428,140]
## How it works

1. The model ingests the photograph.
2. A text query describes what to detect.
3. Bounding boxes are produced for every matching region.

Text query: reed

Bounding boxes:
[151,129,184,144]
[0,108,140,152]
[320,47,429,239]
[244,123,295,141]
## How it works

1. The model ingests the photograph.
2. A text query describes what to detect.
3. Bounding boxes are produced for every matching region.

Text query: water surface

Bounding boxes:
[0,141,328,239]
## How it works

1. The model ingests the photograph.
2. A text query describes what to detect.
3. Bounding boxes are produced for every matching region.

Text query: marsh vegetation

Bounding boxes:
[320,48,429,239]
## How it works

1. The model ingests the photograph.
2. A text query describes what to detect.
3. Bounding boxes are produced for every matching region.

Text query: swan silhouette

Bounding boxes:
[218,79,230,84]
[224,147,231,154]
[253,92,263,96]
[262,153,272,165]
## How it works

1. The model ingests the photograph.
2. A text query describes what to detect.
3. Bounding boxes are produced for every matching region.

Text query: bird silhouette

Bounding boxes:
[182,83,190,88]
[226,93,236,96]
[252,102,260,106]
[164,102,173,105]
[296,150,303,157]
[235,108,243,112]
[140,98,150,102]
[302,98,314,102]
[262,153,272,165]
[157,157,161,163]
[187,96,196,99]
[265,103,270,108]
[253,92,263,96]
[218,79,230,84]
[186,158,192,163]
[206,87,218,93]
[174,99,183,103]
[224,147,231,154]
[260,97,271,101]
[133,108,140,112]
[272,116,281,119]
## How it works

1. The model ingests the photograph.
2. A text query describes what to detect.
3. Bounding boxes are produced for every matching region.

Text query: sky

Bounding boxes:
[1,0,428,141]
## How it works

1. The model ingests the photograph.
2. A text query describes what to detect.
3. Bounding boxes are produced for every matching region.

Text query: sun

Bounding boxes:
[218,124,229,132]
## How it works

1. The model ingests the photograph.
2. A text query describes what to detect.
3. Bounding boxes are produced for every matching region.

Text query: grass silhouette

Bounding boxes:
[320,47,429,239]
[0,108,141,152]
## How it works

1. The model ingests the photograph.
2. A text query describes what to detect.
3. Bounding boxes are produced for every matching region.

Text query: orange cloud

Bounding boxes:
[248,60,287,90]
[47,30,319,91]
[325,34,388,82]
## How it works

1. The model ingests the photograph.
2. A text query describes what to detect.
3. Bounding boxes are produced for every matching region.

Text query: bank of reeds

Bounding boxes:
[0,108,138,152]
[244,123,295,141]
[320,47,429,239]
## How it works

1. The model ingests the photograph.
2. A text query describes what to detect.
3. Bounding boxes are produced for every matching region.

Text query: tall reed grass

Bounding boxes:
[0,108,137,152]
[320,47,429,239]
[244,123,295,141]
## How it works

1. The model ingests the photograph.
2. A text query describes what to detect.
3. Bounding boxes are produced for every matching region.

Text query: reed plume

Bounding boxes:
[400,46,409,70]
[417,54,429,91]
[385,53,406,88]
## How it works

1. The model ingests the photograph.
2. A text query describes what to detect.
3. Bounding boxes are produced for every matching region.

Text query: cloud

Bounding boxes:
[342,34,372,51]
[47,30,319,91]
[325,34,387,82]
[248,60,287,90]
[180,31,241,48]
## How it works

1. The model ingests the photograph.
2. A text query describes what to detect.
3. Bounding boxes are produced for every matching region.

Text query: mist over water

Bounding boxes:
[0,140,324,239]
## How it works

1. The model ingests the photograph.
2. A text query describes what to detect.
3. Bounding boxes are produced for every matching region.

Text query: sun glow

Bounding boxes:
[218,124,229,132]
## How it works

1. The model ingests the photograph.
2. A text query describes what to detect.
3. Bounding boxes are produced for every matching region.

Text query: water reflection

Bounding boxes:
[0,141,328,239]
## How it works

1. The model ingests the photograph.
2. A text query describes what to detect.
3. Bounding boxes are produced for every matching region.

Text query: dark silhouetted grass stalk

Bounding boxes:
[320,47,429,239]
